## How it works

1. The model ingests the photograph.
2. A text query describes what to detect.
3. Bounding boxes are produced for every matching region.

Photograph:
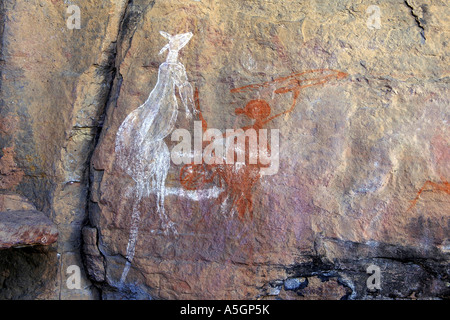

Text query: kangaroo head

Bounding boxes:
[159,31,193,55]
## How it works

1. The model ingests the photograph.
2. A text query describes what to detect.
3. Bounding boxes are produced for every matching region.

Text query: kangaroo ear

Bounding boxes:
[159,43,170,55]
[159,31,172,39]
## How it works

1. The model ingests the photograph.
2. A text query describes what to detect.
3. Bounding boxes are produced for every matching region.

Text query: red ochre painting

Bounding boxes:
[180,69,348,220]
[407,133,450,212]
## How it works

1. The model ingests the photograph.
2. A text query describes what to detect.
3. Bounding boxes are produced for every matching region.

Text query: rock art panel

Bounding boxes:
[86,0,449,300]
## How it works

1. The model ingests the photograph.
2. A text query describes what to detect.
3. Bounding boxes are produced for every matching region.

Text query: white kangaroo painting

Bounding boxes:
[115,31,195,284]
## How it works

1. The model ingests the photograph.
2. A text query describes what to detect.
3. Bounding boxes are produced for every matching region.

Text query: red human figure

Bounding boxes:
[180,69,348,220]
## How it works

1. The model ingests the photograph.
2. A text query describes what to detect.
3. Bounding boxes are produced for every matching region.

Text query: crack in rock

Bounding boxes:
[404,0,426,43]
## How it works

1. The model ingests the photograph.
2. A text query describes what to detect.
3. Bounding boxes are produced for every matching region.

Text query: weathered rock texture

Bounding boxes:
[0,191,58,250]
[0,192,36,212]
[0,0,126,299]
[0,209,58,249]
[0,0,449,299]
[0,246,59,300]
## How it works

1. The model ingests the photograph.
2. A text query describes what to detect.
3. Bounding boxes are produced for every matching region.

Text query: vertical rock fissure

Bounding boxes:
[82,0,156,295]
[0,0,5,85]
[0,0,8,158]
[0,0,5,144]
[404,0,426,42]
[52,0,136,299]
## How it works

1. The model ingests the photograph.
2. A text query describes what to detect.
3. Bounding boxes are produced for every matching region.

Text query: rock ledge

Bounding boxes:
[0,210,58,249]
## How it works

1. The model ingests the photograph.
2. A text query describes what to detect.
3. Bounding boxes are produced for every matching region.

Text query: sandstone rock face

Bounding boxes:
[0,0,127,299]
[0,246,59,300]
[0,192,36,212]
[88,0,449,299]
[0,0,449,299]
[0,193,59,299]
[0,210,58,249]
[82,226,105,283]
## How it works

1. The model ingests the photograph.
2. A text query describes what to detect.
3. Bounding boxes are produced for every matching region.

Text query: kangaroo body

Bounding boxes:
[115,32,194,284]
[116,62,187,178]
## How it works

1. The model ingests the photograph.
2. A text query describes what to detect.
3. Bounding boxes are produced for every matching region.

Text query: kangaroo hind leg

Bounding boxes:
[155,142,178,235]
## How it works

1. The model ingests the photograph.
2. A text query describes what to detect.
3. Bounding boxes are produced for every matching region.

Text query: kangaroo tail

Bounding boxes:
[120,208,141,284]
